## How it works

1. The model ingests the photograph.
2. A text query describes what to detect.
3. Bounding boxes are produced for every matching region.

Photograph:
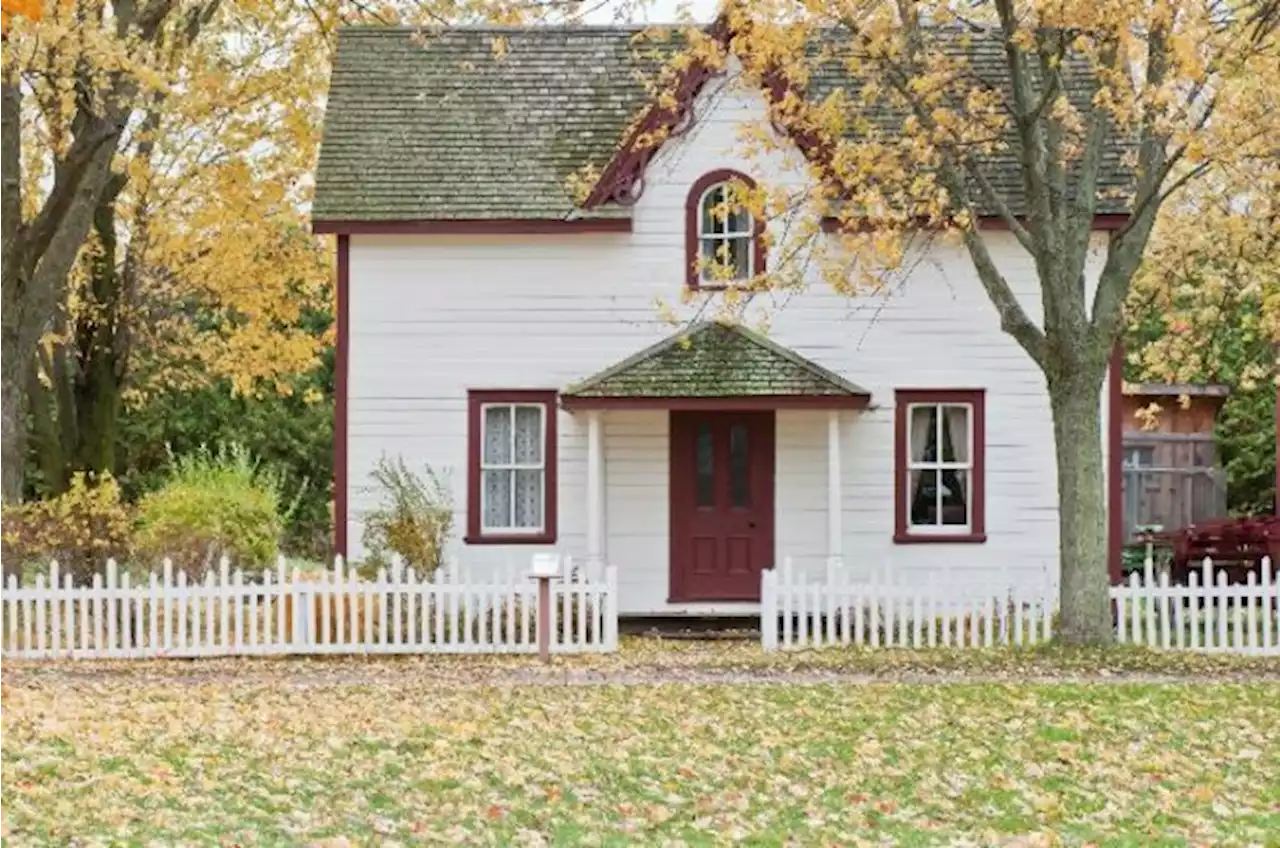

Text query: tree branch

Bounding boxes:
[1,81,21,275]
[1062,38,1117,298]
[993,0,1056,245]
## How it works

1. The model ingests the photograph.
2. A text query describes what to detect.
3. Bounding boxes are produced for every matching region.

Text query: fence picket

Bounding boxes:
[405,566,420,649]
[161,559,173,652]
[1244,573,1254,653]
[61,573,73,660]
[969,594,981,648]
[78,575,89,656]
[18,556,615,659]
[759,555,1279,654]
[63,575,73,655]
[1259,561,1269,653]
[1188,571,1201,650]
[1215,569,1229,650]
[1173,575,1185,650]
[4,574,15,655]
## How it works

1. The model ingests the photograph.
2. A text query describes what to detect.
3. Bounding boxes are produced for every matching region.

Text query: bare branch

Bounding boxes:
[969,166,1038,254]
[993,0,1056,244]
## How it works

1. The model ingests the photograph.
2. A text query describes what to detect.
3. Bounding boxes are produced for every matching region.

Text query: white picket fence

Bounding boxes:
[1114,557,1278,655]
[2,556,619,660]
[761,557,1280,655]
[761,559,1057,651]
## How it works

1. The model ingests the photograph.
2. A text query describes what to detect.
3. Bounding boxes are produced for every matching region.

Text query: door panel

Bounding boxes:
[669,411,775,601]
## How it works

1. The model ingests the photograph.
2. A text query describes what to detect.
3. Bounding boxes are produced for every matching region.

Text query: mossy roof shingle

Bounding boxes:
[563,322,871,400]
[314,25,1135,222]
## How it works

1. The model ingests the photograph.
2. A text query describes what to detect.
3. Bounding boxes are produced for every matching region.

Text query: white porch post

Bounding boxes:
[827,410,843,569]
[586,410,606,571]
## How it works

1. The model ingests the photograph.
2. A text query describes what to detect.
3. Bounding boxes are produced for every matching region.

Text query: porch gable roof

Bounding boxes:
[561,322,871,410]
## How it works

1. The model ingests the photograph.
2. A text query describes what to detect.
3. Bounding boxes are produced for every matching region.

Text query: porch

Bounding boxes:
[559,321,872,615]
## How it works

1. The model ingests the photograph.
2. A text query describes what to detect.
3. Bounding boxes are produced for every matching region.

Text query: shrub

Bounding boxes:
[360,456,452,577]
[0,473,132,584]
[135,443,289,576]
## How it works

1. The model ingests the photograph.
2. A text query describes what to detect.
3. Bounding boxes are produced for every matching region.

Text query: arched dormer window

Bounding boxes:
[686,170,766,288]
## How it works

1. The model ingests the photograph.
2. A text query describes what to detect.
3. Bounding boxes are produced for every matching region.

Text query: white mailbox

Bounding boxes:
[529,552,561,579]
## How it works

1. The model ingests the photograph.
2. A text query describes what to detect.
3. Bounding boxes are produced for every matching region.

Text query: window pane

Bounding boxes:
[941,405,969,463]
[730,423,750,507]
[699,237,719,280]
[483,469,512,528]
[701,186,723,234]
[696,423,714,507]
[483,406,512,464]
[725,202,752,234]
[514,406,542,464]
[940,469,969,526]
[910,405,937,463]
[730,235,751,279]
[513,469,543,529]
[909,468,938,526]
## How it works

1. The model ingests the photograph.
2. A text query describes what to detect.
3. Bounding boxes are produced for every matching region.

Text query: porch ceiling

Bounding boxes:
[561,321,872,410]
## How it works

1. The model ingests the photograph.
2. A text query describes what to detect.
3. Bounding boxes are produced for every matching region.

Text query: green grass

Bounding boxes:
[3,649,1278,844]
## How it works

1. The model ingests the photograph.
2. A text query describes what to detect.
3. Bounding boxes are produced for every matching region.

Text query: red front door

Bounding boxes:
[669,411,775,602]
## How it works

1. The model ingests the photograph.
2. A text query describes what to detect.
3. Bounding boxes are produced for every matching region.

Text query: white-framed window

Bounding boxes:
[480,402,547,534]
[697,180,756,284]
[906,402,975,532]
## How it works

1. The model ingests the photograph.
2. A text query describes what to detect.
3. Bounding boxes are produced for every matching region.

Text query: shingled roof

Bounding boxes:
[314,26,661,223]
[560,322,871,408]
[314,24,1135,224]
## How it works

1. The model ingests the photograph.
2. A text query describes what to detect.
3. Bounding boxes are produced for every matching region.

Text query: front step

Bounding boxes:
[621,616,759,640]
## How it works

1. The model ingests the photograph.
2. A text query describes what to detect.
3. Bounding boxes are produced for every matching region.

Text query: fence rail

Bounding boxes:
[761,560,1056,652]
[2,557,619,660]
[762,557,1279,655]
[1114,557,1277,655]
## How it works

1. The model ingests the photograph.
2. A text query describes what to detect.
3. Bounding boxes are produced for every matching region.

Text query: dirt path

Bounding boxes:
[7,661,1279,688]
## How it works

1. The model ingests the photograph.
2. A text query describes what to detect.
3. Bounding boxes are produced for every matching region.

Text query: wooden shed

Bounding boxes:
[1121,383,1229,540]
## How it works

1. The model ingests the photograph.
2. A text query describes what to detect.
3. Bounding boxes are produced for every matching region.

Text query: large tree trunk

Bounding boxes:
[1047,365,1114,645]
[71,192,126,477]
[0,349,26,501]
[28,358,67,494]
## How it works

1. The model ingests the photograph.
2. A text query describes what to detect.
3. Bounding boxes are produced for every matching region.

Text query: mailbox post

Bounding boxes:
[529,553,561,663]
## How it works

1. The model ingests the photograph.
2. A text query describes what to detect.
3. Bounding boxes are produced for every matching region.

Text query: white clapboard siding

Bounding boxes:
[1113,556,1278,656]
[761,558,1056,651]
[2,556,618,660]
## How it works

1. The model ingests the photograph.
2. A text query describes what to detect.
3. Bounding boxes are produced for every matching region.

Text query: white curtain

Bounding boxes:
[944,405,970,463]
[513,406,541,463]
[483,470,511,528]
[483,406,511,464]
[483,405,544,530]
[910,405,934,462]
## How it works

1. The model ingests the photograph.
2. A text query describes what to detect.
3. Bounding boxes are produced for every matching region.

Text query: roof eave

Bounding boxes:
[560,394,872,411]
[312,217,632,236]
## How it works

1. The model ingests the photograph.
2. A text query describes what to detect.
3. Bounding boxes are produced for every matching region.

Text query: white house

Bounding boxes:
[312,22,1127,615]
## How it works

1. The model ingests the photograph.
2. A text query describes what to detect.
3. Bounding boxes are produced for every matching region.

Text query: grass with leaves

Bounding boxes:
[5,644,1279,844]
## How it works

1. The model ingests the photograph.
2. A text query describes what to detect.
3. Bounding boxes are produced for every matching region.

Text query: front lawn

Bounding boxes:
[3,655,1277,844]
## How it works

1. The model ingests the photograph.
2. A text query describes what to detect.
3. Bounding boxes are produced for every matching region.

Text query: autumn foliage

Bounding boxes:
[0,472,132,583]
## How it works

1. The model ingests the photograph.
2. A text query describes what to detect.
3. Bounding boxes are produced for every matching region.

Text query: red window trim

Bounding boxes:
[465,389,559,545]
[685,169,767,290]
[893,388,987,544]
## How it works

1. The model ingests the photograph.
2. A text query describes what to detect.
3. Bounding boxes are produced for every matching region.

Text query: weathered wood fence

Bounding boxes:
[2,557,619,659]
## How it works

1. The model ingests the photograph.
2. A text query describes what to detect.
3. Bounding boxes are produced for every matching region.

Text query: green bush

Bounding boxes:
[0,472,133,584]
[360,456,453,577]
[116,367,333,559]
[135,444,291,576]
